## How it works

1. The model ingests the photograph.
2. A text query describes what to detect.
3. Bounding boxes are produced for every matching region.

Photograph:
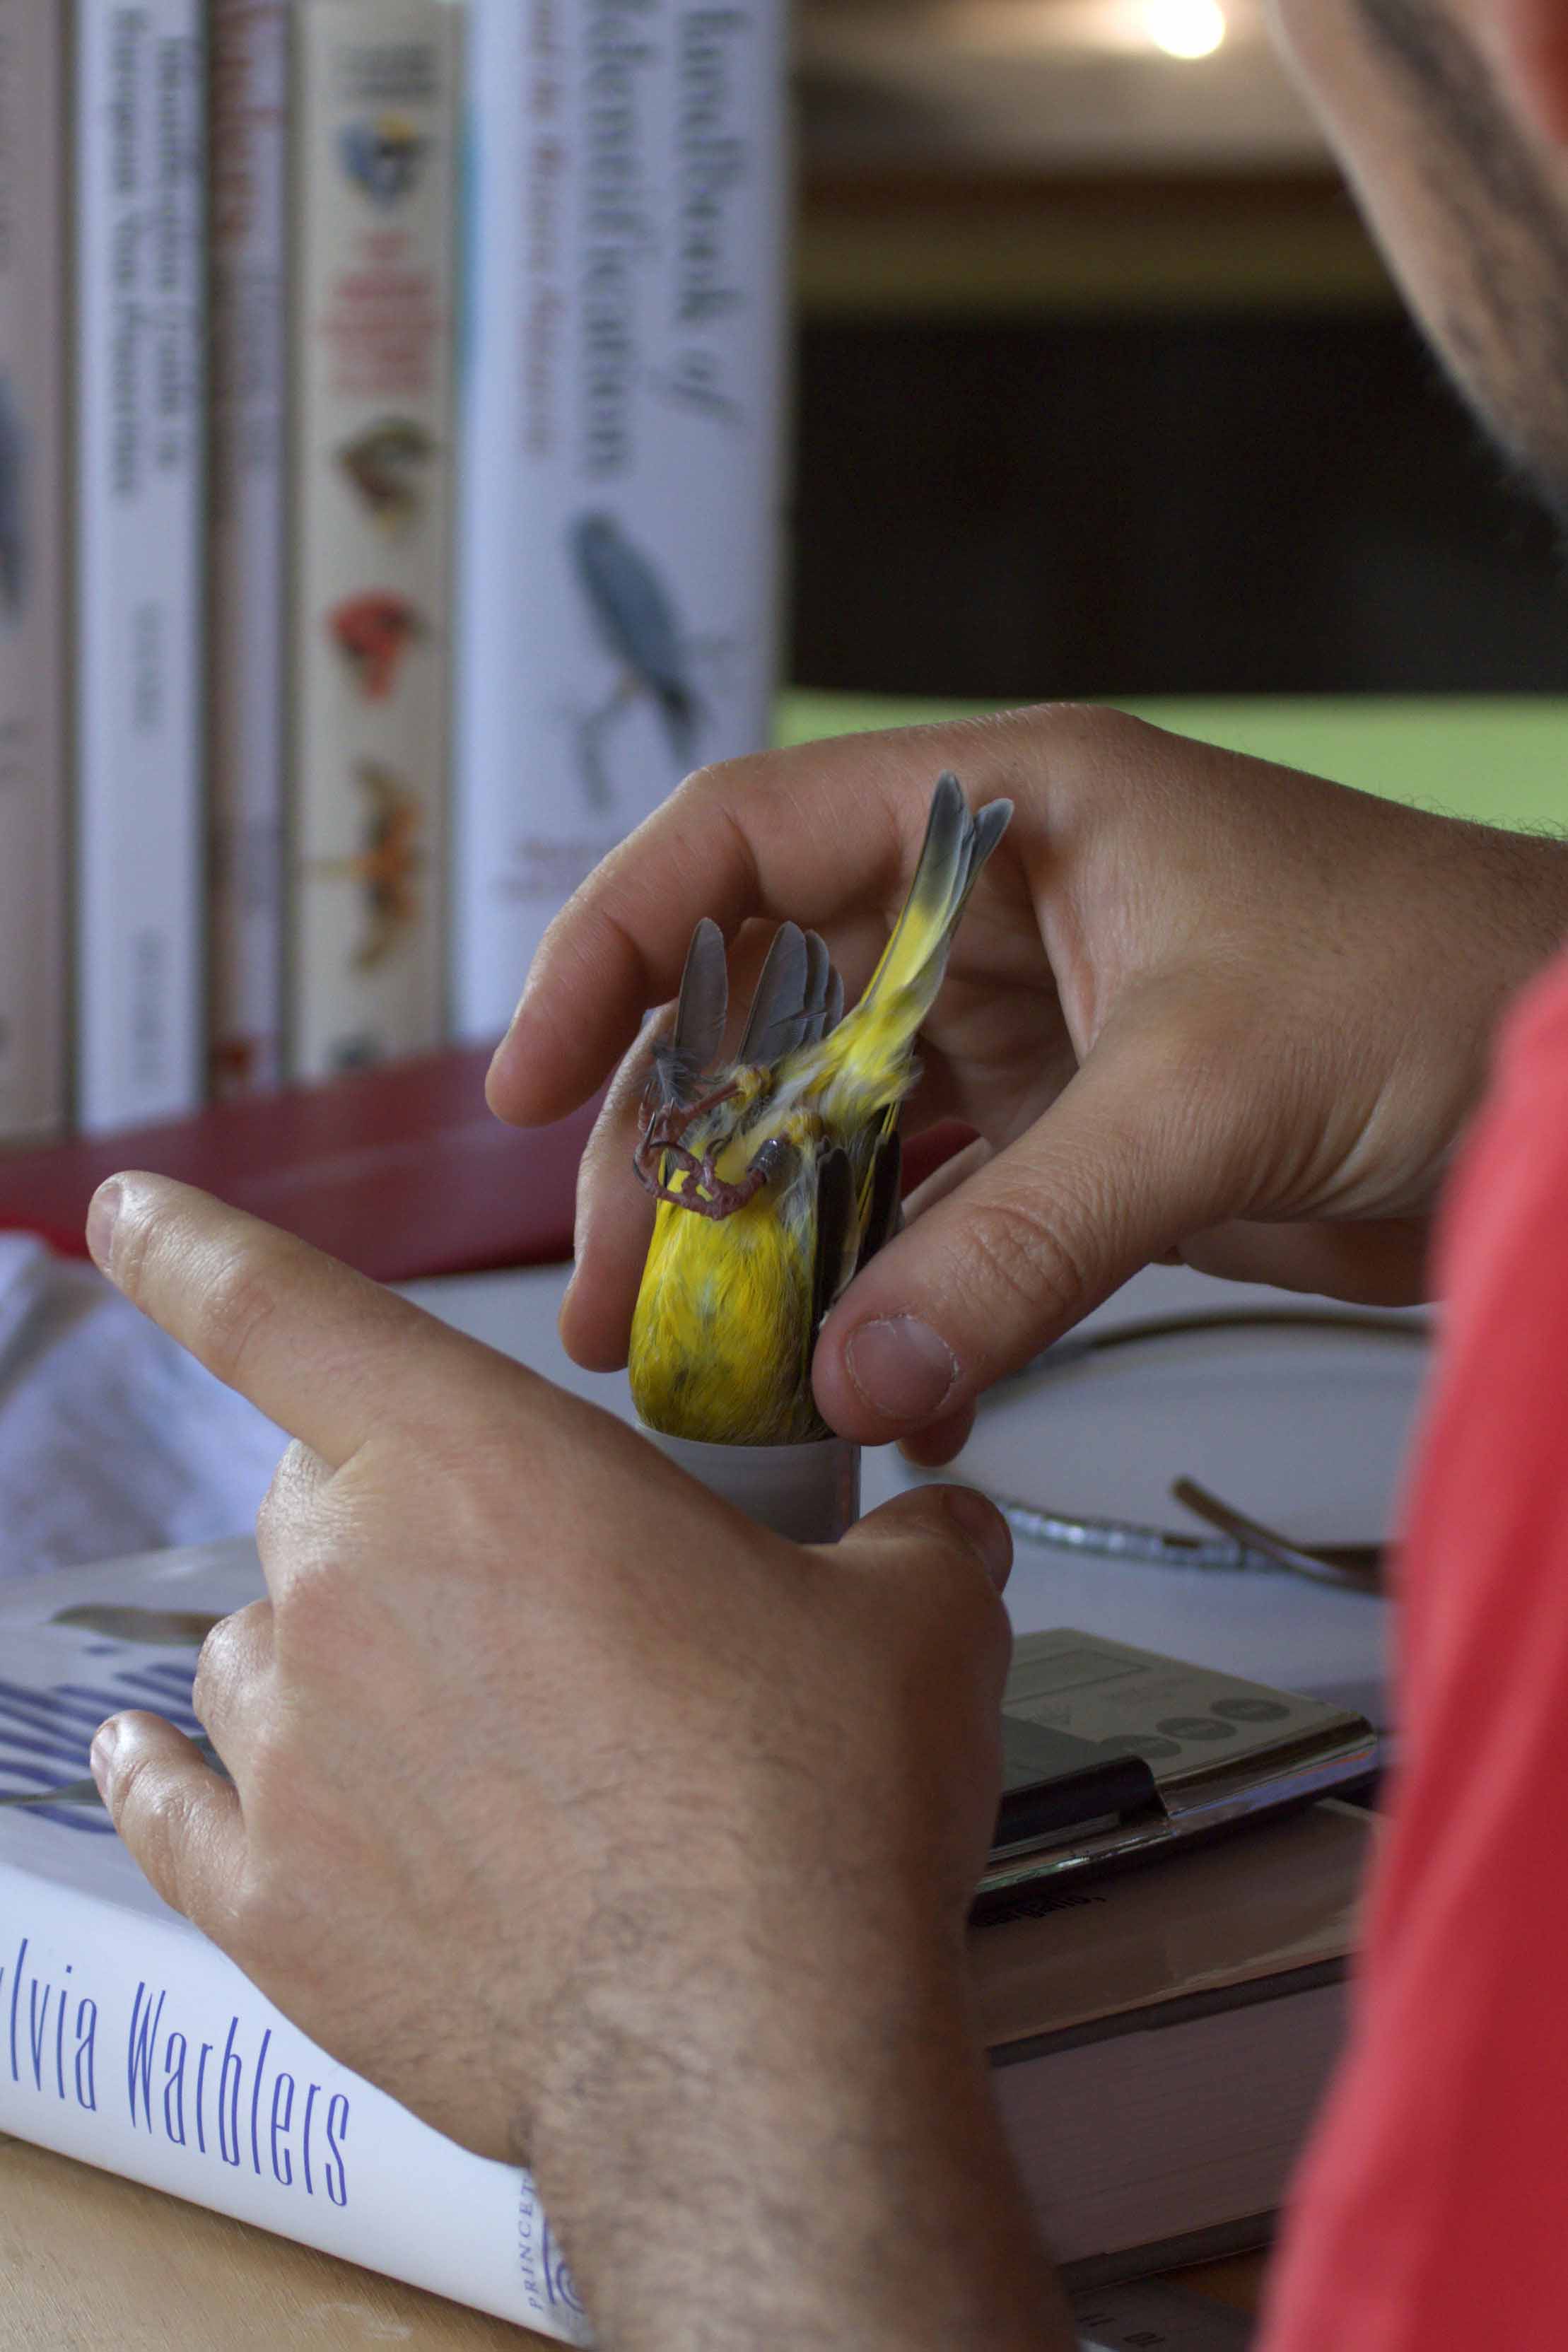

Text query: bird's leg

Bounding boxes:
[633,1091,795,1219]
[633,1125,795,1221]
[633,1083,737,1202]
[638,1080,738,1147]
[634,1154,772,1219]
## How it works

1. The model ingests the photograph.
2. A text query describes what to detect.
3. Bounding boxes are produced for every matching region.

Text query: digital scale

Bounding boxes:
[982,1629,1377,1911]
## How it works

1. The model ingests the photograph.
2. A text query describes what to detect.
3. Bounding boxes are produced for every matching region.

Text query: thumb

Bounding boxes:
[833,1486,1016,1740]
[835,1480,1014,1594]
[815,1012,1246,1443]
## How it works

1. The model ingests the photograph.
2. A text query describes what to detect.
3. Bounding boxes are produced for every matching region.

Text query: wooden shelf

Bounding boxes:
[797,170,1397,317]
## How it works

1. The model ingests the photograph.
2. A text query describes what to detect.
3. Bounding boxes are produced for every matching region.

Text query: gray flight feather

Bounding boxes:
[0,379,27,620]
[855,1131,905,1275]
[811,1147,855,1340]
[738,922,810,1067]
[650,918,729,1107]
[799,931,834,1045]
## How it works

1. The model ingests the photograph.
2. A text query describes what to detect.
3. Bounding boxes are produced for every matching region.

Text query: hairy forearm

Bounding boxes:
[526,1903,1071,2352]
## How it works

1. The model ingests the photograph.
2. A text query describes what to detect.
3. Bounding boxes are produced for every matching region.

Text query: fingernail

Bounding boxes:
[942,1485,1014,1589]
[844,1316,958,1425]
[90,1718,124,1794]
[86,1178,123,1274]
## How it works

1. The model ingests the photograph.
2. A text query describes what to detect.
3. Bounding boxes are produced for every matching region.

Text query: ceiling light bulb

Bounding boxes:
[1145,0,1227,59]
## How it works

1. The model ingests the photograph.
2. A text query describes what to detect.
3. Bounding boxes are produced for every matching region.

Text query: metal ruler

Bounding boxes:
[1075,2279,1255,2350]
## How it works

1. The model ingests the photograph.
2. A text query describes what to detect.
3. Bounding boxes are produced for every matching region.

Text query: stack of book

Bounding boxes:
[0,0,787,1145]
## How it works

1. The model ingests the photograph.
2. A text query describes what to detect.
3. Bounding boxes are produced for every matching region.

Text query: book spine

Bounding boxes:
[452,0,791,1043]
[0,1,68,1143]
[287,0,460,1080]
[74,0,206,1135]
[0,1860,592,2340]
[207,0,289,1099]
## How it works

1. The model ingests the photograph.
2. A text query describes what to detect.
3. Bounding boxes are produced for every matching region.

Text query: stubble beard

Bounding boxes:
[1352,0,1568,531]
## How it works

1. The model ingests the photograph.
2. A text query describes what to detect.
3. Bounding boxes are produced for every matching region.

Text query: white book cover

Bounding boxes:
[208,0,289,1099]
[74,0,207,1135]
[288,0,460,1080]
[0,1538,590,2342]
[453,0,791,1042]
[0,1,67,1144]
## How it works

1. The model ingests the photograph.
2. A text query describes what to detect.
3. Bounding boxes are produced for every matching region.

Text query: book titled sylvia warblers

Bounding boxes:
[0,1538,590,2341]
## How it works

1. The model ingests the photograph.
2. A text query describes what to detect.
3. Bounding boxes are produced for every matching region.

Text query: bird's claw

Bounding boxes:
[634,1087,788,1219]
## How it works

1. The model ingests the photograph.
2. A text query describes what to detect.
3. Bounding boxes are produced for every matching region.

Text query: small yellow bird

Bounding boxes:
[628,773,1012,1445]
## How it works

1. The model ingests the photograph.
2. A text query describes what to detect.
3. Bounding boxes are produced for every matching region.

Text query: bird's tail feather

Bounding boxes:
[824,776,1010,1104]
[860,773,1010,1020]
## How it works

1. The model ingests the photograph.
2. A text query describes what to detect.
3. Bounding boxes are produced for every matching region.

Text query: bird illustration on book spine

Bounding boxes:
[571,512,710,811]
[629,775,1012,1446]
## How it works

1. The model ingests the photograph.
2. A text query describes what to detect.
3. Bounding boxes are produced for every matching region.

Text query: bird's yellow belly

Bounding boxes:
[628,1198,821,1446]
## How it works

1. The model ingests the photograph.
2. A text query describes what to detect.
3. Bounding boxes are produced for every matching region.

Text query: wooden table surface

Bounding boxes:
[0,2131,1265,2348]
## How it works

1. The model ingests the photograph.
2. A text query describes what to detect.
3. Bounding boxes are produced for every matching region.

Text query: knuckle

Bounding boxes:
[190,1598,268,1732]
[116,1753,199,1897]
[927,1526,1011,1647]
[1000,698,1141,756]
[253,1471,289,1557]
[189,1623,233,1731]
[256,1441,318,1551]
[679,751,758,805]
[197,1247,283,1393]
[954,1189,1089,1337]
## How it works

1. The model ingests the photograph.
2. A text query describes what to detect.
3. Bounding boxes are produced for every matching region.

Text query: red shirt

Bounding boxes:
[1262,950,1568,2348]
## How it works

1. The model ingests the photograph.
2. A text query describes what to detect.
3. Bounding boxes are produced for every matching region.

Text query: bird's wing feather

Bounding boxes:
[738,922,811,1066]
[744,925,839,1064]
[674,917,728,1070]
[800,931,835,1044]
[810,1145,855,1346]
[650,917,728,1106]
[855,1129,904,1274]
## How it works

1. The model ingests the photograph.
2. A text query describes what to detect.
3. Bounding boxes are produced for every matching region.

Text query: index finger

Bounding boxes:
[486,713,1031,1128]
[88,1171,518,1471]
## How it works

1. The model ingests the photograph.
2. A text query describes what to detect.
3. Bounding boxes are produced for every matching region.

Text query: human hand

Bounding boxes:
[488,708,1568,1461]
[85,1175,1065,2350]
